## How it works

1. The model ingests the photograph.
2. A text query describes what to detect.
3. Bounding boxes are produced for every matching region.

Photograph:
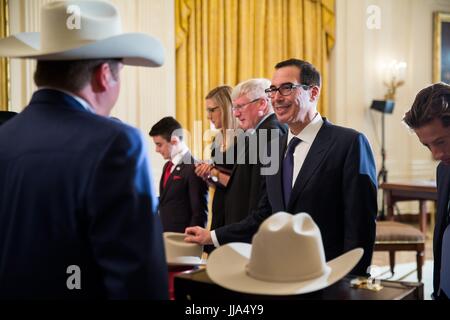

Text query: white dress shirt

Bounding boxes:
[287,113,323,187]
[170,143,189,173]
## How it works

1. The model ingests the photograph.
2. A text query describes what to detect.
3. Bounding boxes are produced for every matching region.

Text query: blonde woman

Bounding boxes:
[195,86,237,231]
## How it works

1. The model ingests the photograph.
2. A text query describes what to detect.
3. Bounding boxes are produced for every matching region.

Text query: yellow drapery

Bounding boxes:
[175,0,335,156]
[0,0,9,111]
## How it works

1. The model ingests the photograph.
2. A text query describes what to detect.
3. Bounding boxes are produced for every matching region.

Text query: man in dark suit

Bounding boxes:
[222,78,287,226]
[403,83,450,300]
[0,1,168,299]
[150,117,208,233]
[186,59,377,276]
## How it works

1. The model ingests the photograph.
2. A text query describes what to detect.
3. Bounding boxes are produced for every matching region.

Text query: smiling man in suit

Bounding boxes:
[186,59,377,276]
[150,117,208,233]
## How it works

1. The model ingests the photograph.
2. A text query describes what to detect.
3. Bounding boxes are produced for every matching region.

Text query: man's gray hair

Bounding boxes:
[231,78,272,109]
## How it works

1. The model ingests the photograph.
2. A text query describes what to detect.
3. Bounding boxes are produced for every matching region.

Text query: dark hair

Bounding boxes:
[403,83,450,129]
[275,59,321,87]
[149,116,183,142]
[34,59,122,92]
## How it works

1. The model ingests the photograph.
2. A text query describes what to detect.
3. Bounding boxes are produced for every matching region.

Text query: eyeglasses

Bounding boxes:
[206,106,220,114]
[264,83,312,98]
[232,98,262,112]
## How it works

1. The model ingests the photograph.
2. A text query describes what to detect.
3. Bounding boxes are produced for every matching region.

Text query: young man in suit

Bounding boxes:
[186,59,377,276]
[403,83,450,300]
[150,117,208,233]
[0,1,168,299]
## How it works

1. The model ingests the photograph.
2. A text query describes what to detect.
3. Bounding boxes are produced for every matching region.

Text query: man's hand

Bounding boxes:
[184,226,213,245]
[194,163,212,181]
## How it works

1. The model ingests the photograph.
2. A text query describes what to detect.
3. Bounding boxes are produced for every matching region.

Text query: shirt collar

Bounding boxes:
[287,113,323,145]
[171,143,189,166]
[38,87,96,114]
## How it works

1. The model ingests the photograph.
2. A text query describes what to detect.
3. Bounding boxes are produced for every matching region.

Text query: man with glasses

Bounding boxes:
[186,59,377,276]
[219,79,287,227]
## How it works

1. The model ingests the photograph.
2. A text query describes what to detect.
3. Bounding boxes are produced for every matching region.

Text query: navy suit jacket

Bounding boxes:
[215,119,377,275]
[158,152,208,233]
[434,163,450,298]
[0,89,168,299]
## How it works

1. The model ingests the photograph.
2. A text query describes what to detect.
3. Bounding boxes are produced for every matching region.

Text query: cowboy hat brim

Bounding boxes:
[164,232,204,266]
[206,243,364,296]
[0,32,164,67]
[167,256,206,267]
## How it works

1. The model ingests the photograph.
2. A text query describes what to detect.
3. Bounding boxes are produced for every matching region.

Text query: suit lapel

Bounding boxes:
[437,165,450,240]
[162,152,194,198]
[268,134,288,211]
[228,114,284,187]
[159,161,167,196]
[159,161,172,201]
[288,121,333,208]
[160,153,190,201]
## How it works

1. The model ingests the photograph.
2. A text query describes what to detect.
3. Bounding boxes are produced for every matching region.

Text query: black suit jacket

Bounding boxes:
[223,113,287,225]
[216,119,377,275]
[434,163,450,297]
[0,89,168,299]
[158,152,208,233]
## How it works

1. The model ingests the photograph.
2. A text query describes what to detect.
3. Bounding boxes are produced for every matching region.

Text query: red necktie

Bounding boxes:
[163,161,173,188]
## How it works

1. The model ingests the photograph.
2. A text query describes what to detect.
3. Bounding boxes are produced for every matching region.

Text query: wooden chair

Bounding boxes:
[374,221,425,282]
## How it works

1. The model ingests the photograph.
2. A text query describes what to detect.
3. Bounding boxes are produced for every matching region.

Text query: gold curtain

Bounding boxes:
[0,0,9,111]
[175,0,335,155]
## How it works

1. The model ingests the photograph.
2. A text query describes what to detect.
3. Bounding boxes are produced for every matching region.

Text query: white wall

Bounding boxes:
[8,0,176,192]
[332,0,450,182]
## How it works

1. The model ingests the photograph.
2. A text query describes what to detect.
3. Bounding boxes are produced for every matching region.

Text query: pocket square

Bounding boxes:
[173,176,183,180]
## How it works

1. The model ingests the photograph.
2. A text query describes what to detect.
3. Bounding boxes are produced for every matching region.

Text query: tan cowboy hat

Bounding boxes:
[206,212,363,295]
[0,0,164,67]
[163,232,206,267]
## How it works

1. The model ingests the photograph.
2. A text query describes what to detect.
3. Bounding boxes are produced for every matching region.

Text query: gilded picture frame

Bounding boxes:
[0,0,9,111]
[433,12,450,84]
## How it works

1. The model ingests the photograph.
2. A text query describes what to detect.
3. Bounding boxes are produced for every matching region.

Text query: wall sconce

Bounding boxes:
[383,60,407,101]
[371,59,407,219]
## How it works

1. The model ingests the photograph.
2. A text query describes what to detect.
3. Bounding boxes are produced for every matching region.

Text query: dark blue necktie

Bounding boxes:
[282,137,301,207]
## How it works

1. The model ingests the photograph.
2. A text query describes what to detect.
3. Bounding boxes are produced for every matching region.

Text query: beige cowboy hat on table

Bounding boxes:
[0,0,164,67]
[206,212,363,295]
[164,232,206,267]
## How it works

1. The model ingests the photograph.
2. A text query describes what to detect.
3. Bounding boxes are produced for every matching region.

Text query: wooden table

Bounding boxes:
[381,181,438,234]
[174,268,424,300]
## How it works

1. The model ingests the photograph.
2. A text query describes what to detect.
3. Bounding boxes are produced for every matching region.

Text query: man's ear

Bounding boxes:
[91,63,110,92]
[258,98,268,114]
[170,136,180,145]
[310,86,320,102]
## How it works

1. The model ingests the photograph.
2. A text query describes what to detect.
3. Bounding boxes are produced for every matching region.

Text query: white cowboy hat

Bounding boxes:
[163,232,206,267]
[0,0,164,67]
[206,212,363,295]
